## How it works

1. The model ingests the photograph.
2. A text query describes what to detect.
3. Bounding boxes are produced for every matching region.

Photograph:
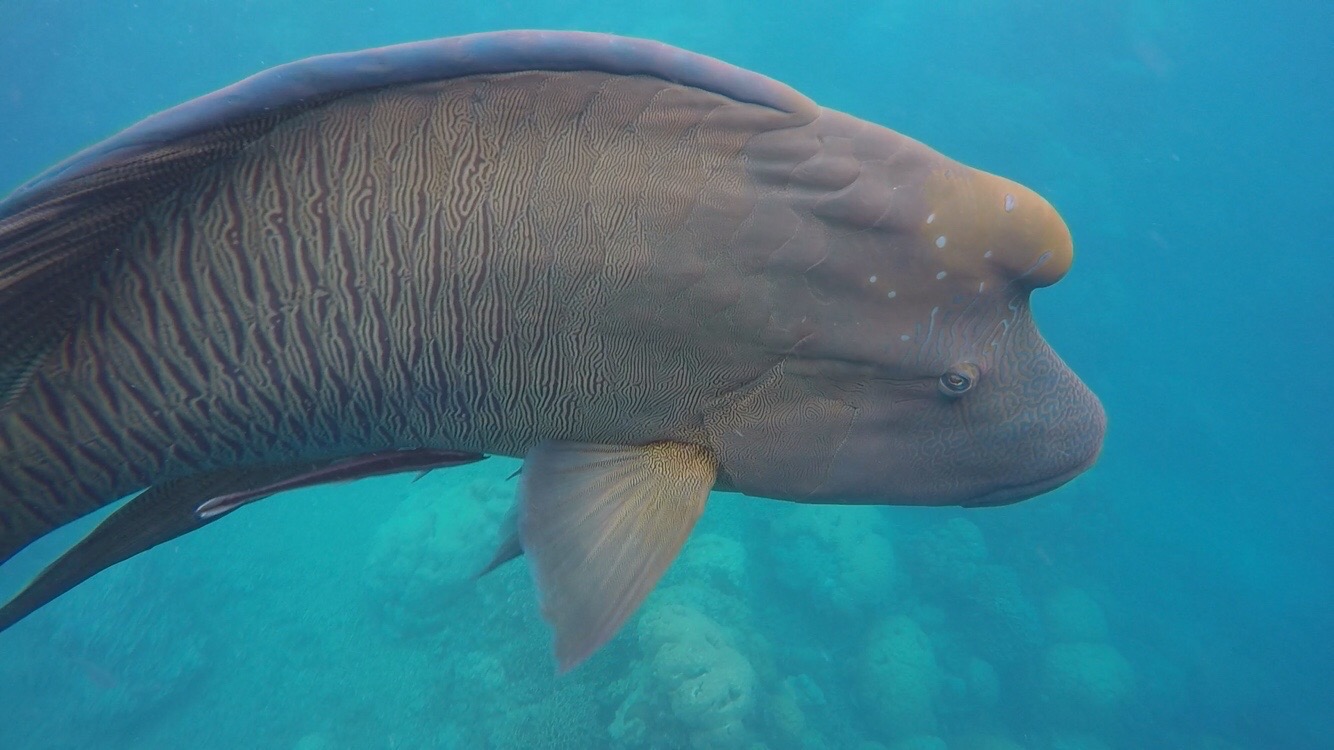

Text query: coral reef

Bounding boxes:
[1038,642,1134,729]
[362,477,511,636]
[959,563,1044,665]
[859,615,942,740]
[661,534,754,628]
[672,533,749,598]
[488,682,603,749]
[1045,732,1114,750]
[612,600,758,749]
[887,735,948,750]
[47,558,210,724]
[445,625,626,749]
[291,733,331,750]
[769,505,899,617]
[1042,587,1109,643]
[644,603,756,748]
[963,656,1001,710]
[951,733,1027,750]
[903,518,1042,666]
[0,458,1155,750]
[903,517,989,592]
[766,677,808,744]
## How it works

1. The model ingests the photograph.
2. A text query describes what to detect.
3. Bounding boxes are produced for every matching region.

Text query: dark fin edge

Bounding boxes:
[0,448,483,633]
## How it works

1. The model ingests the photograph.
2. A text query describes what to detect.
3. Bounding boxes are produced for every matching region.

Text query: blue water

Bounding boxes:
[0,2,1329,748]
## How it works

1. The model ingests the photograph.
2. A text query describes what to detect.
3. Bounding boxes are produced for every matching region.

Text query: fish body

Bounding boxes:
[0,31,1104,668]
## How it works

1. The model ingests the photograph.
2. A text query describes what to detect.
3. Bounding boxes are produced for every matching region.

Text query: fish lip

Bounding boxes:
[961,447,1102,508]
[965,396,1108,508]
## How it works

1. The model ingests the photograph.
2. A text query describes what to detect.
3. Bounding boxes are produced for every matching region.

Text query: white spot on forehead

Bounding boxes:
[900,334,911,341]
[978,282,986,292]
[935,236,947,249]
[936,271,947,280]
[1004,193,1016,212]
[869,275,877,283]
[984,250,993,258]
[926,212,936,224]
[886,290,897,298]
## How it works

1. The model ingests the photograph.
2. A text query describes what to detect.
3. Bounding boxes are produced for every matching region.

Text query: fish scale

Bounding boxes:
[0,31,1103,670]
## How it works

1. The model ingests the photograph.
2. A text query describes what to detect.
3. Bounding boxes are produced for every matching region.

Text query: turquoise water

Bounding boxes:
[0,2,1328,748]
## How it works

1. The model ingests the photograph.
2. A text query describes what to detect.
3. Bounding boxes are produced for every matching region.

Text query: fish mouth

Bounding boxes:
[965,391,1108,508]
[961,446,1102,508]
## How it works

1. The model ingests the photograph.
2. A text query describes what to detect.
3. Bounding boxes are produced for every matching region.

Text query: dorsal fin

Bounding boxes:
[0,31,818,408]
[4,31,813,214]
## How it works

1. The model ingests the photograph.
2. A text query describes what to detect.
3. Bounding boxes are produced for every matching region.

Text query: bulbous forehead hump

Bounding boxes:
[919,166,1074,289]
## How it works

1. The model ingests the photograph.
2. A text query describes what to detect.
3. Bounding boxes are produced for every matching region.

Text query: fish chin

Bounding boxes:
[960,447,1101,508]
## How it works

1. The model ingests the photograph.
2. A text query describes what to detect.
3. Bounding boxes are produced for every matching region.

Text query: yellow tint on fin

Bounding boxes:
[518,440,717,672]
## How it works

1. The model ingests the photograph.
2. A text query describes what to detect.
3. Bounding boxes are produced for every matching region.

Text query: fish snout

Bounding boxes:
[967,372,1106,507]
[1040,384,1106,492]
[1075,387,1108,473]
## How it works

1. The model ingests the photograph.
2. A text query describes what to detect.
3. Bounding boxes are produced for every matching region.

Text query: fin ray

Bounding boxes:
[517,440,716,671]
[0,448,482,632]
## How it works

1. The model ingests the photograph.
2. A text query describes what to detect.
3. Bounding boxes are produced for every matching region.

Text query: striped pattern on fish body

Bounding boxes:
[0,70,824,551]
[0,32,1105,669]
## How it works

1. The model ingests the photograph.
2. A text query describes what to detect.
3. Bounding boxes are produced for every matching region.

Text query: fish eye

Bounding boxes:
[939,363,980,396]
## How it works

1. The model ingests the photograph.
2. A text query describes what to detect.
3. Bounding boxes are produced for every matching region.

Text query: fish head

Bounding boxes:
[716,128,1105,507]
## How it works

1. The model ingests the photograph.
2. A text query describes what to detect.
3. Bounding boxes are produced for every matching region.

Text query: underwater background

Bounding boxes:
[0,1,1328,748]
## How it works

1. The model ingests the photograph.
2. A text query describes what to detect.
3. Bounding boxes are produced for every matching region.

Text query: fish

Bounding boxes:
[0,30,1105,671]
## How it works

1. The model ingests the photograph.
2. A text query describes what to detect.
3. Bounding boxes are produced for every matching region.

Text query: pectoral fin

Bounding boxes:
[0,448,482,632]
[517,440,717,672]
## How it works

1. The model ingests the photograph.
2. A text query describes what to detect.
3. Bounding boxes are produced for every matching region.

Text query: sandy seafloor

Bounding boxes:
[0,2,1328,749]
